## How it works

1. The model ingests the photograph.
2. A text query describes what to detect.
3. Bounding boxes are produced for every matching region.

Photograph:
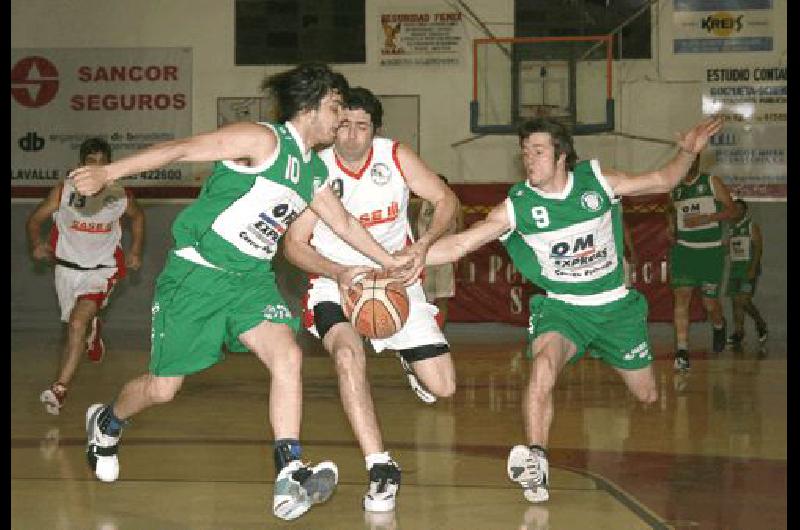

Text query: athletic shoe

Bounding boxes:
[673,349,690,372]
[40,382,67,415]
[85,404,120,482]
[273,460,338,520]
[397,354,437,404]
[86,317,105,362]
[712,322,726,353]
[507,445,549,503]
[364,510,398,530]
[726,333,744,347]
[363,461,401,512]
[757,324,768,344]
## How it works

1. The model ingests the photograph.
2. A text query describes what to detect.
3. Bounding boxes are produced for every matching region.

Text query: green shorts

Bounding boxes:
[727,274,759,297]
[669,243,724,297]
[149,252,299,376]
[526,290,652,370]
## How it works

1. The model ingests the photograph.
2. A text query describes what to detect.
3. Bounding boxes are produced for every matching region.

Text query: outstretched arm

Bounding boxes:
[70,122,277,195]
[26,183,62,261]
[426,201,512,266]
[603,116,723,197]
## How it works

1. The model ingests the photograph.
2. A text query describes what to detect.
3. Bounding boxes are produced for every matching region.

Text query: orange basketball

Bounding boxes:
[343,270,410,339]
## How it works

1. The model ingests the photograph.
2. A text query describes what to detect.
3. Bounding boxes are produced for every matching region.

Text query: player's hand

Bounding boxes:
[31,242,54,263]
[69,165,112,196]
[391,242,428,285]
[665,231,677,246]
[676,116,724,156]
[747,268,757,280]
[336,265,374,307]
[126,252,142,271]
[385,252,417,286]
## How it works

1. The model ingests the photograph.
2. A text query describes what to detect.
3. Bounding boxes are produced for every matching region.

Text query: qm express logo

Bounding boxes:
[11,56,60,108]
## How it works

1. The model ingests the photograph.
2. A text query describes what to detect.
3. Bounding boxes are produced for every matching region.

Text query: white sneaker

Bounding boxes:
[507,445,549,503]
[40,383,67,415]
[85,404,120,482]
[397,355,437,404]
[363,461,401,512]
[273,460,338,520]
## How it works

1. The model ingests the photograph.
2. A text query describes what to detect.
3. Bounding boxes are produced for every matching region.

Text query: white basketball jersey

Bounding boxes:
[51,180,128,267]
[312,138,412,266]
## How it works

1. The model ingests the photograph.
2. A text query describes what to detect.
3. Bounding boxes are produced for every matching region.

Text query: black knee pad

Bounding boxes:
[397,343,449,363]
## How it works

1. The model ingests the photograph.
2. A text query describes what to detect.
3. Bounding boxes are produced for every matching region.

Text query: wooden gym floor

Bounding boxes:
[11,325,786,529]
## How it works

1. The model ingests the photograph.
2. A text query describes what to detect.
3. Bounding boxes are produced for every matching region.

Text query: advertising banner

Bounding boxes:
[11,48,193,197]
[378,6,464,67]
[672,0,774,53]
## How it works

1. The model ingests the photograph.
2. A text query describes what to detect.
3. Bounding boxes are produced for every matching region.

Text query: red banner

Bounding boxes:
[447,185,706,324]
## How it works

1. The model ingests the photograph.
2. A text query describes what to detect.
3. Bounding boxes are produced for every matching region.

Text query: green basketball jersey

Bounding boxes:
[171,122,328,273]
[503,159,626,305]
[671,173,722,247]
[728,214,756,278]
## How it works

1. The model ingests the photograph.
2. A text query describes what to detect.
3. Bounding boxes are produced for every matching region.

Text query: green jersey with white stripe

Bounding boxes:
[171,122,329,273]
[671,173,722,246]
[504,159,626,304]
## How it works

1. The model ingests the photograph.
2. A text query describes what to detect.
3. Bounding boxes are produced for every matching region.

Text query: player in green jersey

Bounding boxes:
[666,158,737,370]
[425,115,722,504]
[725,199,767,348]
[70,63,413,521]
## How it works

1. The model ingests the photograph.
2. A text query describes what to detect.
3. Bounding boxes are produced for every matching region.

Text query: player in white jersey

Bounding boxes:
[27,138,145,415]
[284,87,459,513]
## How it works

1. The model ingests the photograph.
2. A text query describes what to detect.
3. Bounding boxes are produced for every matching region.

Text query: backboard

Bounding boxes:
[471,35,614,136]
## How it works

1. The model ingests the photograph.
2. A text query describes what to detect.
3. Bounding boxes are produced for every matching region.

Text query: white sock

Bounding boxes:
[365,451,391,470]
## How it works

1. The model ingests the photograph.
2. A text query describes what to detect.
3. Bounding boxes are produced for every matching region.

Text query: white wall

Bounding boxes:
[12,0,786,181]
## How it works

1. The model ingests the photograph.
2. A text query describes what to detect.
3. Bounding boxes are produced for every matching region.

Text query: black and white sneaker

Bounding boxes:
[397,354,436,404]
[757,324,768,345]
[727,333,744,348]
[507,445,549,503]
[273,459,338,520]
[673,349,690,372]
[85,404,120,482]
[363,461,401,512]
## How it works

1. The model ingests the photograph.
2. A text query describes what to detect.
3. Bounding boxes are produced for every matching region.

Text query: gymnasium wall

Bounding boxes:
[11,0,786,340]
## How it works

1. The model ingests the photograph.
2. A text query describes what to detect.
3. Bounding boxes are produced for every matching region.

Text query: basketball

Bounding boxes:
[342,270,410,339]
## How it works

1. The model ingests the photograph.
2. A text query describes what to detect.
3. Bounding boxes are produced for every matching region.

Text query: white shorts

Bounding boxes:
[422,264,455,302]
[54,265,121,322]
[303,277,448,352]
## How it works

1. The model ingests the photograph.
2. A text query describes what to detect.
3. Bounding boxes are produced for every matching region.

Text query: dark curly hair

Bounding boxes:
[261,63,349,123]
[345,87,383,129]
[79,137,112,164]
[517,118,577,171]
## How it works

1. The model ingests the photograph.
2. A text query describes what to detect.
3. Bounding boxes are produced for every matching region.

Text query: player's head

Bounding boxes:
[517,118,577,186]
[261,63,349,145]
[734,198,748,220]
[335,87,383,162]
[79,138,112,166]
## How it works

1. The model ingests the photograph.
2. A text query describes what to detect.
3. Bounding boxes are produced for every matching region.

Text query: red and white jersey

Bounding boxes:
[312,137,412,266]
[50,180,129,268]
